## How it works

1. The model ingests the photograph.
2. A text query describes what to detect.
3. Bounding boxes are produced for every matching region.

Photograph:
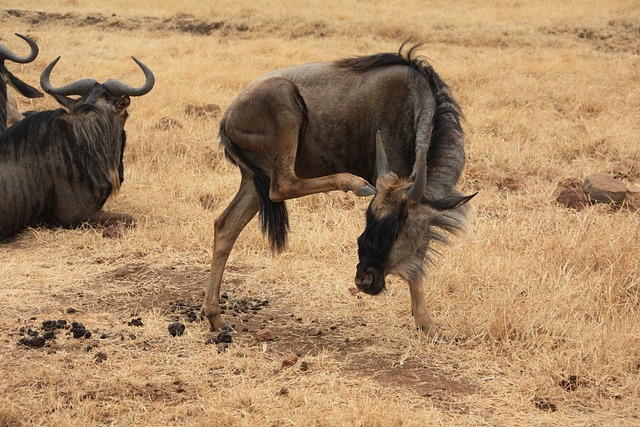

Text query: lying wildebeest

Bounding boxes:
[0,56,155,240]
[0,33,43,131]
[202,43,475,338]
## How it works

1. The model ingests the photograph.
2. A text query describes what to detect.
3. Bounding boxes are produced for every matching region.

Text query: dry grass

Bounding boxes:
[1,0,639,425]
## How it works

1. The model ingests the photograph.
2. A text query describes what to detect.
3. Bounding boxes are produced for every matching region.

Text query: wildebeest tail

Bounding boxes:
[219,122,290,252]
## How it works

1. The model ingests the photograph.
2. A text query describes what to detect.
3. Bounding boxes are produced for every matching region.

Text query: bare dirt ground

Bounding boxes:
[1,1,639,426]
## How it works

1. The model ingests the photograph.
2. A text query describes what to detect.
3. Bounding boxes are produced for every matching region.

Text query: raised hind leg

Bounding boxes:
[202,170,260,331]
[225,76,376,203]
[267,115,375,201]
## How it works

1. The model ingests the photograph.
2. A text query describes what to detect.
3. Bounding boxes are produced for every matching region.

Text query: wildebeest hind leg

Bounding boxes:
[202,172,260,331]
[409,278,444,341]
[268,129,375,201]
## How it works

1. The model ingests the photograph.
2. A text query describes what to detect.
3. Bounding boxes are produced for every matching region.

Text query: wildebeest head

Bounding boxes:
[40,55,154,113]
[0,33,43,130]
[40,56,155,189]
[355,132,475,295]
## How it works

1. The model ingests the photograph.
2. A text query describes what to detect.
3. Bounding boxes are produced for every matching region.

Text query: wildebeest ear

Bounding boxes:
[7,73,43,98]
[426,192,477,211]
[406,146,427,201]
[115,96,130,113]
[51,93,75,110]
[375,130,390,188]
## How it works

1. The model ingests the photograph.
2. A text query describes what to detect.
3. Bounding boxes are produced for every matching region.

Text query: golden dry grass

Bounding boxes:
[1,0,639,425]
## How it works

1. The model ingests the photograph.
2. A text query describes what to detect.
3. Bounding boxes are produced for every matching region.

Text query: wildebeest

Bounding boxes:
[0,33,43,131]
[0,56,155,240]
[202,43,474,338]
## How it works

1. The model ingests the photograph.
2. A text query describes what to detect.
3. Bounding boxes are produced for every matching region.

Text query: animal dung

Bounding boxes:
[128,317,144,327]
[168,322,186,337]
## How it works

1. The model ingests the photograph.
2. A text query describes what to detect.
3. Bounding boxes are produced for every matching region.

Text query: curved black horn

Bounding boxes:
[0,33,39,63]
[406,146,427,201]
[375,130,390,186]
[103,57,155,97]
[40,57,99,96]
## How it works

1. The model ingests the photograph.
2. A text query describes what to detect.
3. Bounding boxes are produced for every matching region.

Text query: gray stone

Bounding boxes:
[583,174,627,205]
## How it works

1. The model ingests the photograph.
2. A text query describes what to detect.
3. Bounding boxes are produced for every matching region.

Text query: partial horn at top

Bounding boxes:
[375,130,390,187]
[406,146,427,201]
[40,56,99,96]
[0,33,39,64]
[103,57,155,97]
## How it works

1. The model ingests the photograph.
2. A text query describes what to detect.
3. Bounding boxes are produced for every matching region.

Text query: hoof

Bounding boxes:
[355,184,377,197]
[417,323,448,344]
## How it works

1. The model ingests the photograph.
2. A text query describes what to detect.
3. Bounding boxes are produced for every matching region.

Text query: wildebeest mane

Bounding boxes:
[0,109,63,159]
[337,43,465,199]
[1,107,125,197]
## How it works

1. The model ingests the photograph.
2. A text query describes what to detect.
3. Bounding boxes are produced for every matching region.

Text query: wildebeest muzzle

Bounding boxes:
[354,264,386,295]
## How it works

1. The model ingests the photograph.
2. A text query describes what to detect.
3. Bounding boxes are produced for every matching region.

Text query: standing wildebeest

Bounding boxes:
[202,44,474,338]
[0,56,154,240]
[0,33,43,131]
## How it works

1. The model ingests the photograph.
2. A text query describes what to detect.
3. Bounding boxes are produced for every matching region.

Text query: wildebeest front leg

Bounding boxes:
[202,173,260,331]
[409,278,443,340]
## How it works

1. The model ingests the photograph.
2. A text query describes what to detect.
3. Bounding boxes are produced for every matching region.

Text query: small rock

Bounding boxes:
[256,329,275,342]
[282,354,298,368]
[168,322,186,337]
[584,174,627,205]
[94,352,107,363]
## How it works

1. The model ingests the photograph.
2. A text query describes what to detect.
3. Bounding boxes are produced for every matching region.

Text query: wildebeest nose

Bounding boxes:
[355,272,373,289]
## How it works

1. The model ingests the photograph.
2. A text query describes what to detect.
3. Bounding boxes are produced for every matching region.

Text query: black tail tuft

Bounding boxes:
[249,167,289,253]
[219,122,290,252]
